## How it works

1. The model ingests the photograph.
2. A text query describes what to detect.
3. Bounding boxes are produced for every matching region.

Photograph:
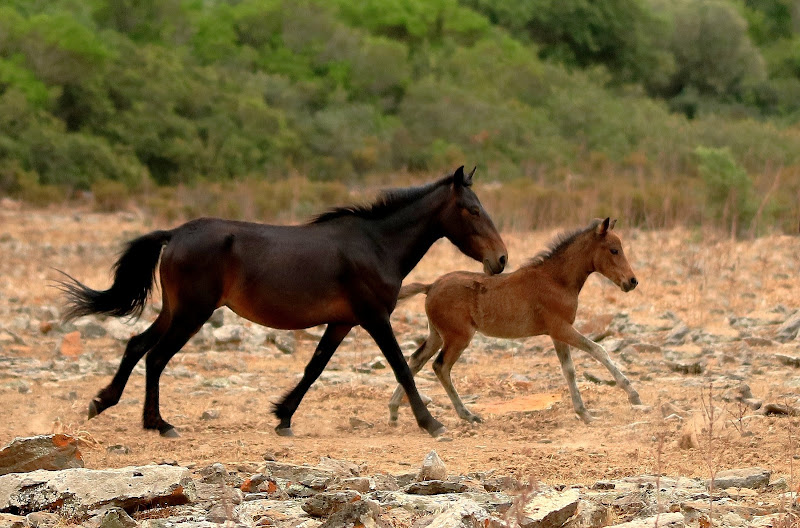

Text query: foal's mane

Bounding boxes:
[526,219,603,267]
[308,174,454,224]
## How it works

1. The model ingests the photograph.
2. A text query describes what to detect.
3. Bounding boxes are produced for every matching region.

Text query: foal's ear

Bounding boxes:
[595,217,612,235]
[608,218,617,230]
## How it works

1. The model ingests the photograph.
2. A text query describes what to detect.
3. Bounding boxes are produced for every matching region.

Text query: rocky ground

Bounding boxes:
[1,204,800,527]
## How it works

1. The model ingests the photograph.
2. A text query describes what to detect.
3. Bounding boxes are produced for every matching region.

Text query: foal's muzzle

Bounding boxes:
[621,277,638,292]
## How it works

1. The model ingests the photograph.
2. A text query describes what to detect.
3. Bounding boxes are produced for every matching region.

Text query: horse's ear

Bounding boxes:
[595,217,611,235]
[453,166,466,186]
[463,166,476,187]
[609,218,617,230]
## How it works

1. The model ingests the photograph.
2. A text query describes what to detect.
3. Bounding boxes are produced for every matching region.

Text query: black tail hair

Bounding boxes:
[57,230,173,321]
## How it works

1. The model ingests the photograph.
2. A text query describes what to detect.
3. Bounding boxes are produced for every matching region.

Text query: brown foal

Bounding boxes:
[388,217,642,425]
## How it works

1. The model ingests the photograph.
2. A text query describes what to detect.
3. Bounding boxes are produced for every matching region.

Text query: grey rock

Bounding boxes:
[73,317,107,338]
[0,512,25,527]
[405,480,469,495]
[418,450,447,481]
[667,360,703,375]
[86,506,138,528]
[262,461,335,488]
[709,467,771,489]
[515,488,580,528]
[776,311,800,342]
[208,309,226,328]
[0,465,195,518]
[302,490,361,516]
[25,511,60,527]
[775,353,800,368]
[337,477,371,493]
[422,498,503,528]
[606,512,684,527]
[200,409,220,421]
[0,434,84,475]
[213,325,246,345]
[664,323,691,345]
[319,499,380,528]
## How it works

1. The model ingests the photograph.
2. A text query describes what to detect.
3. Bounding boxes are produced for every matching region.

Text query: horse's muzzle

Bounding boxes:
[483,254,507,275]
[621,277,638,292]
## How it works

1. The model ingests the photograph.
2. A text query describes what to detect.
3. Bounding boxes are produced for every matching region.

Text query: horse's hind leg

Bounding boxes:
[88,315,168,420]
[555,325,642,406]
[432,332,479,423]
[552,339,593,424]
[273,324,352,437]
[388,328,443,423]
[142,309,213,437]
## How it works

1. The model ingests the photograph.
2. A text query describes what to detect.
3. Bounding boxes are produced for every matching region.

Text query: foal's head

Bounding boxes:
[439,166,507,275]
[589,218,638,292]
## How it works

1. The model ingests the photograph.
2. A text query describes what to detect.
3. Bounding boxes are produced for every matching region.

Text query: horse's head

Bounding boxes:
[440,166,507,275]
[591,218,638,292]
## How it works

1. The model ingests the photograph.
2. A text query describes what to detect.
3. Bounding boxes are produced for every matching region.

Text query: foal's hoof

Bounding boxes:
[87,399,101,420]
[160,427,180,439]
[275,426,294,437]
[463,413,483,424]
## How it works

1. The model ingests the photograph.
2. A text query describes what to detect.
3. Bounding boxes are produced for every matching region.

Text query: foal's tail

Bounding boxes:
[397,282,431,301]
[57,230,173,321]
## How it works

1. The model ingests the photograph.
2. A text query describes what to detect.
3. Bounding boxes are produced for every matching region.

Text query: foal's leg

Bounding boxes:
[273,323,352,437]
[142,310,212,437]
[88,314,168,420]
[554,325,642,406]
[363,317,445,437]
[432,331,479,423]
[552,339,593,424]
[388,328,443,423]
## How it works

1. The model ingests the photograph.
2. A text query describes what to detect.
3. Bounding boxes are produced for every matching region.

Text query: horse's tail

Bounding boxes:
[398,282,431,301]
[58,230,173,321]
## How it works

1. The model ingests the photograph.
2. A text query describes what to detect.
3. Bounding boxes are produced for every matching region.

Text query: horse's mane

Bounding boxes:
[525,219,603,267]
[308,174,454,224]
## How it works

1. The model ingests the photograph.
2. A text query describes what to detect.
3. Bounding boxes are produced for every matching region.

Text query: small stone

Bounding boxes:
[94,506,137,528]
[667,360,703,375]
[418,449,447,481]
[58,331,83,358]
[405,480,469,495]
[775,353,800,368]
[105,444,130,455]
[349,416,374,430]
[200,409,220,420]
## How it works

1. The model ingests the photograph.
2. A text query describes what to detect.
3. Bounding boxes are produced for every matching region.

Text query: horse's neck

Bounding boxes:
[537,242,594,294]
[372,196,445,279]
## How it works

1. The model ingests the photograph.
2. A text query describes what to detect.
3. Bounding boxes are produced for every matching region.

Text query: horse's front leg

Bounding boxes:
[552,325,642,406]
[363,317,445,438]
[552,339,593,424]
[273,324,352,436]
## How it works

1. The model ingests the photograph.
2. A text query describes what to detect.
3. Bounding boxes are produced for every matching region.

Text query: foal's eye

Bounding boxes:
[610,248,619,255]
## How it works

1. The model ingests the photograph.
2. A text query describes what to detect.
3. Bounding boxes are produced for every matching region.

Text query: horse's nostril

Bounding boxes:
[630,277,638,286]
[499,255,507,267]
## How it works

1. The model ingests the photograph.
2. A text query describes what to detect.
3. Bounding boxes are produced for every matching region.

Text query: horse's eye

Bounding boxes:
[610,248,619,255]
[468,207,480,217]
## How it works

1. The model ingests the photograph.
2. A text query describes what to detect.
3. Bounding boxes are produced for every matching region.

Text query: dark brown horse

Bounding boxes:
[59,167,507,438]
[388,218,641,425]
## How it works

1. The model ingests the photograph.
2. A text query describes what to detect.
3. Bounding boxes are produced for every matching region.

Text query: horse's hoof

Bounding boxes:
[388,419,398,427]
[577,411,596,424]
[160,427,180,438]
[275,426,294,437]
[87,400,99,420]
[429,424,447,438]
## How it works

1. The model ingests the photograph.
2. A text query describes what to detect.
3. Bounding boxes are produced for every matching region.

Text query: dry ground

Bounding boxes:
[1,204,799,496]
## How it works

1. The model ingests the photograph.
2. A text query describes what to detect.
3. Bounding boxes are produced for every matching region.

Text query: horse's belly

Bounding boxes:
[225,293,356,330]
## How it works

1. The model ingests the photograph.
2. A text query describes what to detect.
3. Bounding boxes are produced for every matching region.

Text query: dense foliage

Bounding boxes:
[1,0,799,232]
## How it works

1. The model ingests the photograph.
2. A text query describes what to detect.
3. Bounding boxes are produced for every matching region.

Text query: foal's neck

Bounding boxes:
[537,237,595,293]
